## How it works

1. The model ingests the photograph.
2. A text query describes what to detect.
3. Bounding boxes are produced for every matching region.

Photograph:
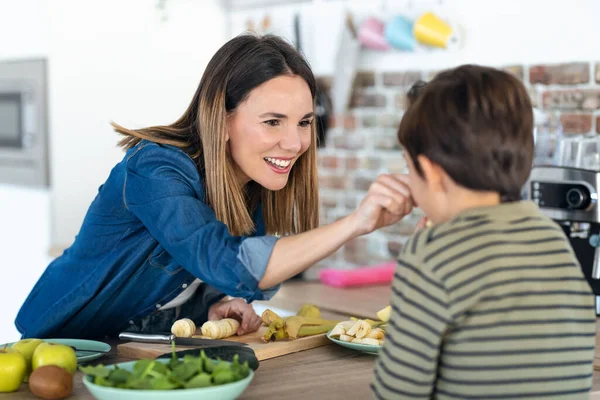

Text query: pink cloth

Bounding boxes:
[319,262,396,288]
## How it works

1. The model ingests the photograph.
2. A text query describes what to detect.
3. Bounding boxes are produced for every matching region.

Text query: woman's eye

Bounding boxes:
[299,120,313,128]
[264,119,280,127]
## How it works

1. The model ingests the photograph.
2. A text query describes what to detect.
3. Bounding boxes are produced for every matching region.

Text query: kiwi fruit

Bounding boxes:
[29,365,73,400]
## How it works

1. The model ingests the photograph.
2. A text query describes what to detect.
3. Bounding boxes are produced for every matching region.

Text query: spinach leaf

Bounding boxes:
[149,376,179,390]
[108,367,132,385]
[171,362,199,382]
[79,364,110,378]
[186,373,212,388]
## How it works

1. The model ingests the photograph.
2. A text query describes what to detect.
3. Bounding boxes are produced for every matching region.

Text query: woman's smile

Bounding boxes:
[264,157,293,174]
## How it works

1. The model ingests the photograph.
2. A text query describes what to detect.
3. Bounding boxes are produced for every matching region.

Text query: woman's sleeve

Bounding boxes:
[124,143,279,302]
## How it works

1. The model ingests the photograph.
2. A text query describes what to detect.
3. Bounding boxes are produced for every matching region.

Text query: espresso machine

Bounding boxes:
[528,166,600,314]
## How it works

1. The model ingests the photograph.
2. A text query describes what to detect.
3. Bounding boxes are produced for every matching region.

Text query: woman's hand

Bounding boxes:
[258,174,414,289]
[349,174,414,237]
[207,298,262,336]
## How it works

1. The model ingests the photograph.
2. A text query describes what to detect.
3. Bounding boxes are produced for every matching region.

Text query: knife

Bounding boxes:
[118,332,248,348]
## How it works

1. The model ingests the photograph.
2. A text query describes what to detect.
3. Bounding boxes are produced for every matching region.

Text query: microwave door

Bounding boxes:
[0,93,23,148]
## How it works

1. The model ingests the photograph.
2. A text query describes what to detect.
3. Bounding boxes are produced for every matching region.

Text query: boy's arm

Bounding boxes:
[371,243,450,399]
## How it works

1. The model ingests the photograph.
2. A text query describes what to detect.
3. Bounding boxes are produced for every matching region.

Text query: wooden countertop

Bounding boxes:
[2,281,600,399]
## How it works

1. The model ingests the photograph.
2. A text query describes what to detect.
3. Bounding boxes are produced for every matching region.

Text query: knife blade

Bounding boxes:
[118,332,248,348]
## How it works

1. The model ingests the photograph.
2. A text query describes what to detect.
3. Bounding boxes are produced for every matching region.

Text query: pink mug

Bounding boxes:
[358,17,390,51]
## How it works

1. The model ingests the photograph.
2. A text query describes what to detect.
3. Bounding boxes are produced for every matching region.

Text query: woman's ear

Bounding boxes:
[417,155,445,193]
[224,119,231,142]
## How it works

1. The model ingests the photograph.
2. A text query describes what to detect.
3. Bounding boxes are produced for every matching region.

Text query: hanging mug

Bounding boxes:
[384,16,416,51]
[413,12,458,49]
[358,17,390,51]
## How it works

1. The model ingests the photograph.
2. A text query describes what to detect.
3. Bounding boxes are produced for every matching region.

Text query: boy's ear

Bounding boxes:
[417,155,445,192]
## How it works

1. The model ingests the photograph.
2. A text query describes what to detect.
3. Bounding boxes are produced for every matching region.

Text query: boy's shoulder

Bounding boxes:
[400,213,498,260]
[399,202,568,274]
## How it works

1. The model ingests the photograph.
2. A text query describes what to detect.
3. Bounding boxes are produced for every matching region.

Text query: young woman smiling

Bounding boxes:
[16,34,413,339]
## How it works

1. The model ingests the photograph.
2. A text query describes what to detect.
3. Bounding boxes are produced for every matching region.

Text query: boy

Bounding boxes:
[371,65,596,399]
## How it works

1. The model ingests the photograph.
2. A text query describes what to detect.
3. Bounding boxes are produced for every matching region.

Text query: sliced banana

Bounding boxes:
[346,320,362,336]
[366,328,384,340]
[338,321,356,330]
[171,318,196,338]
[361,338,380,346]
[339,334,353,342]
[354,320,372,339]
[330,324,346,337]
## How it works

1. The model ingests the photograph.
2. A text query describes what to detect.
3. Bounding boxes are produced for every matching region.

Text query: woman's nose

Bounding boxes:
[279,126,303,153]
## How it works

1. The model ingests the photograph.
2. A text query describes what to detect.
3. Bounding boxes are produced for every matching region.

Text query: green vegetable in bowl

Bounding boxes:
[79,341,250,390]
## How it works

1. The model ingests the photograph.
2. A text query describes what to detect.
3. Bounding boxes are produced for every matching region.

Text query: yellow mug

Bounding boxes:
[413,12,453,48]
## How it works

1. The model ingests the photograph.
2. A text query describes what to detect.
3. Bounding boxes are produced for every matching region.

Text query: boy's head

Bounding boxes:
[398,64,534,223]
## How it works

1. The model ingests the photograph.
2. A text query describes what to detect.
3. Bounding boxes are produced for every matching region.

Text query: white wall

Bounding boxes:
[0,0,51,342]
[0,186,53,342]
[48,0,227,247]
[0,0,226,341]
[47,0,600,247]
[0,0,49,60]
[230,0,600,75]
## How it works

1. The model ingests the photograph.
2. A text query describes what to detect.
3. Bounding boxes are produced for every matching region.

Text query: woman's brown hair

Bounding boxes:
[398,65,534,202]
[112,34,319,236]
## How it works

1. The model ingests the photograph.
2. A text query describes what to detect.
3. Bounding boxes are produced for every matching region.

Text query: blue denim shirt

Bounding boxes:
[15,141,279,339]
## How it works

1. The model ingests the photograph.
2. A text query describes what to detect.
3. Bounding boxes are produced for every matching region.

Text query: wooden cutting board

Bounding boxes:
[117,326,331,361]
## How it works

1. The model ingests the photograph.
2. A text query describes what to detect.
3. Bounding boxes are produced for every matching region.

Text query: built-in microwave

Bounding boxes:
[0,59,49,188]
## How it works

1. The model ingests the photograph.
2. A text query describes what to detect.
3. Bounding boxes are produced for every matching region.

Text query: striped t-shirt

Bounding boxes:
[372,201,596,399]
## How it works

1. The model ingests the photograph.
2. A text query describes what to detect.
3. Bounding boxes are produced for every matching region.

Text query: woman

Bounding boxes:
[16,34,413,339]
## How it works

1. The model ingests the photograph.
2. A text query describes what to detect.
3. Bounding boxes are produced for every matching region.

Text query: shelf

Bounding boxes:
[222,0,313,11]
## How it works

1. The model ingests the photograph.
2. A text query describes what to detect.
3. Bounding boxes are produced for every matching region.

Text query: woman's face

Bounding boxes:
[227,75,313,191]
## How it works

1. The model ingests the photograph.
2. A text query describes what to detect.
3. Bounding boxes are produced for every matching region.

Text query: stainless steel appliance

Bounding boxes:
[528,165,600,314]
[0,59,49,187]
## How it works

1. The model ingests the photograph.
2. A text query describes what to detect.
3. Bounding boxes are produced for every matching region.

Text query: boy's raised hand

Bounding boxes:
[350,174,414,236]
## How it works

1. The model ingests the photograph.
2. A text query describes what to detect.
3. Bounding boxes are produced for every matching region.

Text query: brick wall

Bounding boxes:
[304,61,600,279]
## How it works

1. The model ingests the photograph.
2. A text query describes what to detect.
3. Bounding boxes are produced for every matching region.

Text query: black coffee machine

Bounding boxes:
[528,166,600,314]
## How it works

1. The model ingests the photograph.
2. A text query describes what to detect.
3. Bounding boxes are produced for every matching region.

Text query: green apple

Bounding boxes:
[0,346,27,392]
[32,343,77,375]
[12,338,44,381]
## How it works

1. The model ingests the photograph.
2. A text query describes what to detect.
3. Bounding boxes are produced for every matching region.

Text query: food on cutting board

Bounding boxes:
[201,319,240,339]
[330,319,386,346]
[80,344,250,390]
[171,318,196,338]
[261,304,341,342]
[169,304,338,343]
[171,318,241,340]
[296,303,321,318]
[28,365,73,400]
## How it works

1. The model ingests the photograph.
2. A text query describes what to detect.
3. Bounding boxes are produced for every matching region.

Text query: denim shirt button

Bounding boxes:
[155,304,161,309]
[182,283,188,289]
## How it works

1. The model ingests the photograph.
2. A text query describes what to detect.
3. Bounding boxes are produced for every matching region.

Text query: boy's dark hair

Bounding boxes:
[398,65,533,202]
